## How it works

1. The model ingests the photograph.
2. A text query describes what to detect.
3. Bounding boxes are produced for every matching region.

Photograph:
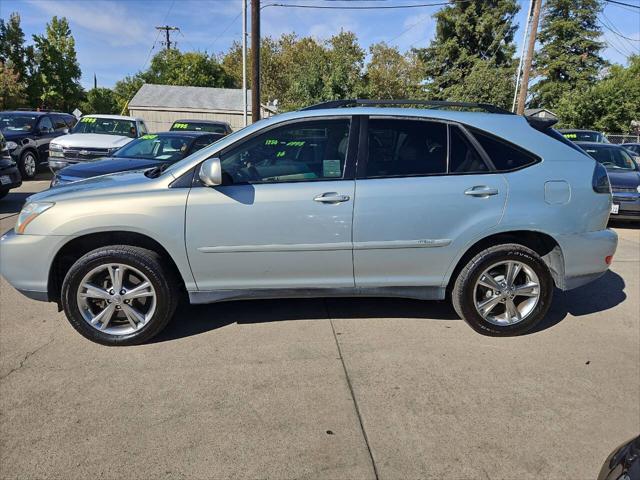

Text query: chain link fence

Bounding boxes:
[607,134,640,144]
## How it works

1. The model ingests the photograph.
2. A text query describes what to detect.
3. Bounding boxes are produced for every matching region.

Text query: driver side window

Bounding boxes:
[38,116,54,133]
[220,119,350,184]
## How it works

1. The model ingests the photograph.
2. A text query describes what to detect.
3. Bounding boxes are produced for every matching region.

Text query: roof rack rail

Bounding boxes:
[300,99,514,115]
[14,108,64,113]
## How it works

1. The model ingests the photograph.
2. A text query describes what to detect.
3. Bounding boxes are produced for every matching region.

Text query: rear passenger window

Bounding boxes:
[52,115,68,131]
[365,119,447,178]
[470,128,538,171]
[449,126,488,173]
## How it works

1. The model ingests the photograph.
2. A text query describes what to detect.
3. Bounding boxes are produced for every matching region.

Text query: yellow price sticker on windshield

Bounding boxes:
[173,123,188,129]
[141,134,158,140]
[80,117,97,123]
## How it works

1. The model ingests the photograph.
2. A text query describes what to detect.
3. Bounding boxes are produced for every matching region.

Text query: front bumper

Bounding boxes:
[610,192,640,221]
[0,164,22,191]
[0,229,69,302]
[556,229,618,290]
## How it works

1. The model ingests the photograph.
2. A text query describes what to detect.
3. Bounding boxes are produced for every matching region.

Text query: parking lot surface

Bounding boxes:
[1,178,638,479]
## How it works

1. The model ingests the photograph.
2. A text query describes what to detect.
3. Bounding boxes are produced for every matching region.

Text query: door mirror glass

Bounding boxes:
[199,157,223,186]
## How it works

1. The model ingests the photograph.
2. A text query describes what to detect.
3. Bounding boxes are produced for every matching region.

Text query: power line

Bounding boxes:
[599,16,640,43]
[204,11,243,53]
[603,0,640,10]
[262,0,472,10]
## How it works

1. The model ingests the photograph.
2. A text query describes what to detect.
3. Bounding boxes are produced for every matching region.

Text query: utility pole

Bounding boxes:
[251,0,260,123]
[242,0,248,127]
[516,0,542,115]
[155,25,180,51]
[512,0,534,112]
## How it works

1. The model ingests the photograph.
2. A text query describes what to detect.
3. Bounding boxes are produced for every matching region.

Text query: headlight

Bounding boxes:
[49,144,64,157]
[15,202,55,234]
[6,141,18,150]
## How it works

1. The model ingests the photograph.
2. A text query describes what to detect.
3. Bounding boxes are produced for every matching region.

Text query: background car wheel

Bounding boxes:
[61,245,178,346]
[19,151,38,180]
[452,243,553,336]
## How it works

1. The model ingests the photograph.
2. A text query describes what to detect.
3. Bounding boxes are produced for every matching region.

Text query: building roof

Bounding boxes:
[129,84,257,113]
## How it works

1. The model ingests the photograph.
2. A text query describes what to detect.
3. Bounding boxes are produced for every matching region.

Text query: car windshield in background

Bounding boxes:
[171,121,228,134]
[563,131,606,142]
[584,146,637,171]
[72,117,137,138]
[114,134,191,161]
[0,113,37,132]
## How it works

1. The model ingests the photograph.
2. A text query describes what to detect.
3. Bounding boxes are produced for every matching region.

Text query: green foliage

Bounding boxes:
[0,63,26,109]
[366,43,424,99]
[0,12,28,83]
[141,49,232,88]
[418,0,519,105]
[32,16,83,111]
[531,0,607,109]
[113,75,145,114]
[322,31,366,100]
[555,56,640,133]
[80,87,119,115]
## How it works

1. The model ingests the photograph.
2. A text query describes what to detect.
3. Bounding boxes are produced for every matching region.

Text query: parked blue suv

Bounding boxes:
[0,100,618,345]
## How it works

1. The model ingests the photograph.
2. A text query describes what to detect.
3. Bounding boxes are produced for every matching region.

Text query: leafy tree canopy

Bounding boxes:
[80,87,119,115]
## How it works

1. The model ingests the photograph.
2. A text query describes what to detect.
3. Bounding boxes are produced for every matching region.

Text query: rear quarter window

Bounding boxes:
[469,128,540,172]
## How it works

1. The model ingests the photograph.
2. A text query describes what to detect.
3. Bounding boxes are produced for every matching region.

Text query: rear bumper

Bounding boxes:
[0,229,68,302]
[556,229,618,290]
[610,193,640,221]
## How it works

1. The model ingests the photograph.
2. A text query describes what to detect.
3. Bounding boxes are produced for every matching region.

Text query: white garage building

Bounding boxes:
[128,84,275,132]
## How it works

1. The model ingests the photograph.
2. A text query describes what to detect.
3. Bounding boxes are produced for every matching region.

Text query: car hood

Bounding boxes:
[59,157,164,179]
[2,130,30,141]
[51,133,133,149]
[608,170,640,189]
[29,169,167,203]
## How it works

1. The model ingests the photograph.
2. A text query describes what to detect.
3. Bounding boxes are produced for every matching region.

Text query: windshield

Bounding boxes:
[72,117,138,138]
[114,134,191,161]
[171,121,228,134]
[584,146,638,171]
[0,113,37,132]
[562,131,607,143]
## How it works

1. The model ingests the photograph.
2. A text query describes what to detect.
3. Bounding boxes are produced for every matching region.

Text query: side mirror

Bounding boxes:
[199,157,222,186]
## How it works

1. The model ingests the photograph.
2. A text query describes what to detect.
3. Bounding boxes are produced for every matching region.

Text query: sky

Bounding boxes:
[1,0,639,89]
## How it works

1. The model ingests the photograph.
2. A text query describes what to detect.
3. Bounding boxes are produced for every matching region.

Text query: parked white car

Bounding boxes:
[48,115,149,172]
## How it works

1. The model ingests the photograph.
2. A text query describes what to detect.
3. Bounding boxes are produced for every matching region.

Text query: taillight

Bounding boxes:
[592,162,611,194]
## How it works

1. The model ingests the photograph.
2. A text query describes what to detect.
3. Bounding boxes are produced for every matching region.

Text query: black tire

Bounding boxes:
[19,150,38,180]
[61,245,178,346]
[451,243,553,336]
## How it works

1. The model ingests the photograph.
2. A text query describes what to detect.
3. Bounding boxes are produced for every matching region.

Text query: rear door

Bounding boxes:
[352,117,508,288]
[185,117,358,291]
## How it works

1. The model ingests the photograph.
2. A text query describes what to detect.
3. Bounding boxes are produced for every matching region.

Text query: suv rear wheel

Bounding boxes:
[452,244,553,336]
[61,245,178,346]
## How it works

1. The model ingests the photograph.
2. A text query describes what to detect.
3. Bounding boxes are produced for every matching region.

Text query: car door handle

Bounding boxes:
[314,192,351,203]
[464,186,499,197]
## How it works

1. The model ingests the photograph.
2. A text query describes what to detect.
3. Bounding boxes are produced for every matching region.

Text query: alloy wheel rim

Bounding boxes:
[24,154,36,177]
[76,263,157,335]
[473,260,540,326]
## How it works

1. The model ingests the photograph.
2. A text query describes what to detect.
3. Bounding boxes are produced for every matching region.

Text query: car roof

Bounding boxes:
[3,110,70,116]
[622,142,640,146]
[173,119,230,125]
[575,141,620,148]
[143,131,220,138]
[84,114,141,121]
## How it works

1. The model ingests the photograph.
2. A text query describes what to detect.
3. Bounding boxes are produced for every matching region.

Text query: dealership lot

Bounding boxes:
[1,179,638,479]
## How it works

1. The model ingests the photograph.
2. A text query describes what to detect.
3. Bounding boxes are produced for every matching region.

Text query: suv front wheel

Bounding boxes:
[61,245,178,346]
[19,150,38,180]
[452,244,553,336]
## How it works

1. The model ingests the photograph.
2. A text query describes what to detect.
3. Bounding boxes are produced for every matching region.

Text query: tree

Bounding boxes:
[80,87,119,115]
[113,75,144,114]
[366,43,424,99]
[0,63,26,109]
[554,56,640,133]
[531,0,606,109]
[142,49,232,88]
[322,31,366,100]
[0,12,28,83]
[417,0,519,106]
[32,16,83,111]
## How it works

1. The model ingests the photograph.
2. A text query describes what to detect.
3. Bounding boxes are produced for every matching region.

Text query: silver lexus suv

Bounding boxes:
[0,100,618,345]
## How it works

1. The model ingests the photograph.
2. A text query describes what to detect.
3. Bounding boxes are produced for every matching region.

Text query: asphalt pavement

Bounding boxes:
[1,177,638,479]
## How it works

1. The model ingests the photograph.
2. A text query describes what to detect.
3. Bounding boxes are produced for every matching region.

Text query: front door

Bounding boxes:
[35,115,56,160]
[353,117,508,288]
[185,117,357,291]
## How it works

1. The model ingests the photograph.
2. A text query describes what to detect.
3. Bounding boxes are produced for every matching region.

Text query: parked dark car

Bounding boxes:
[50,131,223,187]
[560,129,609,143]
[0,132,22,199]
[578,142,640,221]
[598,435,640,480]
[622,143,640,157]
[1,111,76,180]
[170,119,233,135]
